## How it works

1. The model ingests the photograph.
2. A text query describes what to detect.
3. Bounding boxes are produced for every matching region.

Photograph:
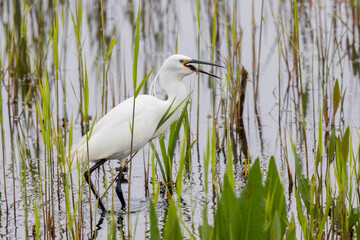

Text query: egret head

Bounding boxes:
[153,54,224,97]
[162,54,224,79]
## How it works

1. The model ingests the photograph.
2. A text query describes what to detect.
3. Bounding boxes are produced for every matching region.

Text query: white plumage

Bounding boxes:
[68,54,192,170]
[66,54,222,211]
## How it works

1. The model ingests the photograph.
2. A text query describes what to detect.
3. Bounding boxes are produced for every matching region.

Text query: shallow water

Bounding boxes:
[0,0,359,238]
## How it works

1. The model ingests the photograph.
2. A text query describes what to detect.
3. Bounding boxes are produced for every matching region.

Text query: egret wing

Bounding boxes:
[70,95,166,167]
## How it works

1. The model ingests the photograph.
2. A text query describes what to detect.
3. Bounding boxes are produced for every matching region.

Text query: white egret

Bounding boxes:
[68,54,223,212]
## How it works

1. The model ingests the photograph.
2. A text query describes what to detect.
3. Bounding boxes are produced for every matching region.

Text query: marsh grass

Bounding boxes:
[1,0,360,239]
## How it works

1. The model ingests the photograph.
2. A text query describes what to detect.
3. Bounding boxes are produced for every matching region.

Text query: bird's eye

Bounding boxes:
[179,59,184,63]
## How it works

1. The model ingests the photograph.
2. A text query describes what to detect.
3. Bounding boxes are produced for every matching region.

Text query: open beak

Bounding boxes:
[185,59,224,79]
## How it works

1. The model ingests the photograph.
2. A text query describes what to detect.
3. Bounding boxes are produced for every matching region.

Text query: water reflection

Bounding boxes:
[1,0,360,238]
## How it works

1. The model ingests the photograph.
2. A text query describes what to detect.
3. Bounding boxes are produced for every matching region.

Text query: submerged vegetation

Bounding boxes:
[1,0,360,239]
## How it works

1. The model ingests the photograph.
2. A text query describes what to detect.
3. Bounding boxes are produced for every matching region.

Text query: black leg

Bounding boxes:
[116,167,126,210]
[84,159,107,212]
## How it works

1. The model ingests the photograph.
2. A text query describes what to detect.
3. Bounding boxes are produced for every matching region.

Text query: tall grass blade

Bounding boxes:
[133,3,141,89]
[135,67,154,98]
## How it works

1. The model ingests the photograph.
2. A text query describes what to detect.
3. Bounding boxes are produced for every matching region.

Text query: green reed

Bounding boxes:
[0,52,8,214]
[152,102,189,193]
[1,0,360,239]
[127,2,142,237]
[149,126,360,239]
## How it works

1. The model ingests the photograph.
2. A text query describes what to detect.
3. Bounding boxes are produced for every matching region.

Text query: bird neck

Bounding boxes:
[159,71,187,103]
[150,69,188,139]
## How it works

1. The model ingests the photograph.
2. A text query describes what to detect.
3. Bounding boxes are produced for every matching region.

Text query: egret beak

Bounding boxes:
[185,59,224,79]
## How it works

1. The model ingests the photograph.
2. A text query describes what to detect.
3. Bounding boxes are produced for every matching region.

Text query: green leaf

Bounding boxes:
[238,158,265,240]
[226,134,235,191]
[295,189,308,237]
[151,142,166,186]
[348,207,360,230]
[168,104,188,160]
[156,99,176,131]
[198,221,214,240]
[317,181,332,240]
[333,79,340,115]
[211,2,217,59]
[159,136,171,183]
[150,200,161,240]
[134,67,154,98]
[156,95,191,131]
[164,200,183,240]
[269,211,281,240]
[315,109,323,169]
[176,140,195,197]
[105,36,116,61]
[326,128,336,162]
[84,61,89,121]
[214,173,239,240]
[204,128,211,195]
[341,127,350,163]
[211,127,216,184]
[133,3,141,89]
[34,199,40,239]
[291,139,311,211]
[264,157,287,239]
[196,0,200,30]
[53,19,59,71]
[285,214,296,240]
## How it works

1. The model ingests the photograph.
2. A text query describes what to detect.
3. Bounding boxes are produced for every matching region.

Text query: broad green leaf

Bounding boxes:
[348,207,360,230]
[164,200,183,240]
[264,157,287,238]
[198,201,214,240]
[238,158,265,240]
[150,200,161,240]
[355,221,360,240]
[214,173,239,240]
[269,211,281,240]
